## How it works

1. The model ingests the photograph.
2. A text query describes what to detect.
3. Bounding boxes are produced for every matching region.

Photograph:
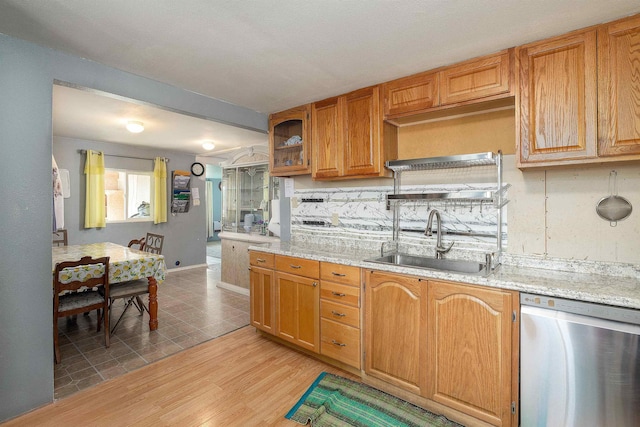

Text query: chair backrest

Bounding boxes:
[52,229,68,247]
[144,233,164,254]
[53,256,110,299]
[127,237,146,251]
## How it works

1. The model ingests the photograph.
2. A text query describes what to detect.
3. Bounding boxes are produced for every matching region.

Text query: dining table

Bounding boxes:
[52,242,167,331]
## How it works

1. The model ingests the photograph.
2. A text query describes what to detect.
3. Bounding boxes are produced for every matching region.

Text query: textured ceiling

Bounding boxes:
[2,0,639,114]
[2,1,639,156]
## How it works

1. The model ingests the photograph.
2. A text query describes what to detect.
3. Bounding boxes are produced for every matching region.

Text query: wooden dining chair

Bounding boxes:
[108,234,164,334]
[52,229,68,246]
[53,256,110,363]
[143,232,164,254]
[127,237,146,251]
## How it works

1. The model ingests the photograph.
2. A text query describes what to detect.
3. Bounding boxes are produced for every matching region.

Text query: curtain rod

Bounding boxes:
[77,149,169,162]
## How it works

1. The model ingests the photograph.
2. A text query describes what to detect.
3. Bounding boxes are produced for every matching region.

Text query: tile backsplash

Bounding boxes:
[290,183,507,261]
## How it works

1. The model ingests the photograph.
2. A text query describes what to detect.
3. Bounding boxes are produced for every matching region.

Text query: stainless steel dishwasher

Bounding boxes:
[520,293,640,427]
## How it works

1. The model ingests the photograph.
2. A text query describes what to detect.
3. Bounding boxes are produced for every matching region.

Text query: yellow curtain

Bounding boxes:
[154,157,167,224]
[84,150,105,228]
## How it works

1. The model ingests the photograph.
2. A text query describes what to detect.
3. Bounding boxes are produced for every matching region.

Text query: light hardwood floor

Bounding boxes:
[4,326,357,426]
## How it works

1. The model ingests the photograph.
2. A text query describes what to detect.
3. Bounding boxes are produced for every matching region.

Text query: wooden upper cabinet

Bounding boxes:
[344,87,381,176]
[383,71,439,118]
[427,280,518,427]
[598,14,640,158]
[312,86,396,180]
[383,49,515,120]
[311,96,342,179]
[517,30,598,167]
[269,104,311,176]
[440,49,514,105]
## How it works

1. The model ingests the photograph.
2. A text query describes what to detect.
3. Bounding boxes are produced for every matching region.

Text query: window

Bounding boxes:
[105,169,154,222]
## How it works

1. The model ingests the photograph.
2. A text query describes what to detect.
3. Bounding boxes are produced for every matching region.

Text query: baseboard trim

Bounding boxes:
[166,263,208,273]
[216,281,250,296]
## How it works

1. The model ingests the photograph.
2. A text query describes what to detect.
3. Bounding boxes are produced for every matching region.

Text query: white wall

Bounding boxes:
[505,157,640,263]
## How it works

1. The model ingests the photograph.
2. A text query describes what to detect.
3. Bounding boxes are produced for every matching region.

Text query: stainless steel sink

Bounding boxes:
[366,253,488,275]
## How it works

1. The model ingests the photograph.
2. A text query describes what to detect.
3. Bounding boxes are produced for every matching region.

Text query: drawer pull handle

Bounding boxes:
[290,264,302,269]
[331,340,346,347]
[256,258,266,263]
[331,272,346,277]
[332,292,346,297]
[331,310,346,317]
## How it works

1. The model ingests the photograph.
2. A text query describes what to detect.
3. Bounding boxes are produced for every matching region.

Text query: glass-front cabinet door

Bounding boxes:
[269,104,311,176]
[222,163,274,234]
[221,167,237,231]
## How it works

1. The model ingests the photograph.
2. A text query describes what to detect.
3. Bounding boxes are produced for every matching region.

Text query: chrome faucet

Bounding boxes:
[425,209,454,259]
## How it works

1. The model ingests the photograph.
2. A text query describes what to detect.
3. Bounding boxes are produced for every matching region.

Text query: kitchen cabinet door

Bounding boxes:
[249,264,275,335]
[312,86,396,180]
[383,71,439,118]
[364,270,427,396]
[427,280,518,427]
[275,271,319,353]
[311,96,342,179]
[517,29,598,167]
[343,87,381,177]
[269,105,312,176]
[440,49,514,106]
[598,14,640,158]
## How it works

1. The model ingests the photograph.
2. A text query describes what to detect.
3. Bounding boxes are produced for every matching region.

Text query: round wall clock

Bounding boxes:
[190,162,205,176]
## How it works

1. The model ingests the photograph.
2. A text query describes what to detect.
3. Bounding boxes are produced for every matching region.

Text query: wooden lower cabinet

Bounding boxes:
[365,270,519,427]
[249,265,275,334]
[427,280,518,427]
[364,270,427,396]
[319,262,362,369]
[275,271,319,353]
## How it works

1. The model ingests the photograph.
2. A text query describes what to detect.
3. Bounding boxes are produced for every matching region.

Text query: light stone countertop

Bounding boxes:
[250,241,640,310]
[218,231,280,244]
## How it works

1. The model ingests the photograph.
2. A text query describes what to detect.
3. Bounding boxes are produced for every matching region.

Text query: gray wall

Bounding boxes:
[53,137,206,269]
[0,33,267,422]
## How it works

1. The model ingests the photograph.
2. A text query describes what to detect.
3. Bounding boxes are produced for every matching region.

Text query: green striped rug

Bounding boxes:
[285,372,462,427]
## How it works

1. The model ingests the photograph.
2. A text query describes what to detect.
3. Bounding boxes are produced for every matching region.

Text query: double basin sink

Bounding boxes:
[366,253,490,276]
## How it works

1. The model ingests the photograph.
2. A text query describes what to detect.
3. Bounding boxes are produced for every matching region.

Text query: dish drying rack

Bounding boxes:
[385,151,509,263]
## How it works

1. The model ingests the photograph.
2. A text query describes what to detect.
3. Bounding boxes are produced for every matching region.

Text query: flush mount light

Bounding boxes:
[126,121,144,133]
[202,141,215,151]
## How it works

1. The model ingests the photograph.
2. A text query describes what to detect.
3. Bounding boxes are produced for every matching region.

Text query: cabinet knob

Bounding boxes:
[331,340,346,347]
[331,291,346,297]
[312,281,318,287]
[331,310,346,317]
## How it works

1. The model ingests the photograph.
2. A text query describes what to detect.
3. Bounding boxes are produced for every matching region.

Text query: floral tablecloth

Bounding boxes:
[52,242,166,286]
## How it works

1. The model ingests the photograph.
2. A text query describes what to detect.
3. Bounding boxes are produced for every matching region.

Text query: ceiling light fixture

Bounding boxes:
[202,141,215,151]
[126,120,144,133]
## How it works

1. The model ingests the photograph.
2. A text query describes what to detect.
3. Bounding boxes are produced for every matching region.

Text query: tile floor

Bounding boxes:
[54,241,249,399]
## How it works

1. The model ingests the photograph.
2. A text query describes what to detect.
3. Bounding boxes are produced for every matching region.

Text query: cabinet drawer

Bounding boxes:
[275,255,319,279]
[321,318,361,369]
[320,281,360,307]
[321,300,360,328]
[320,262,360,287]
[250,251,275,269]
